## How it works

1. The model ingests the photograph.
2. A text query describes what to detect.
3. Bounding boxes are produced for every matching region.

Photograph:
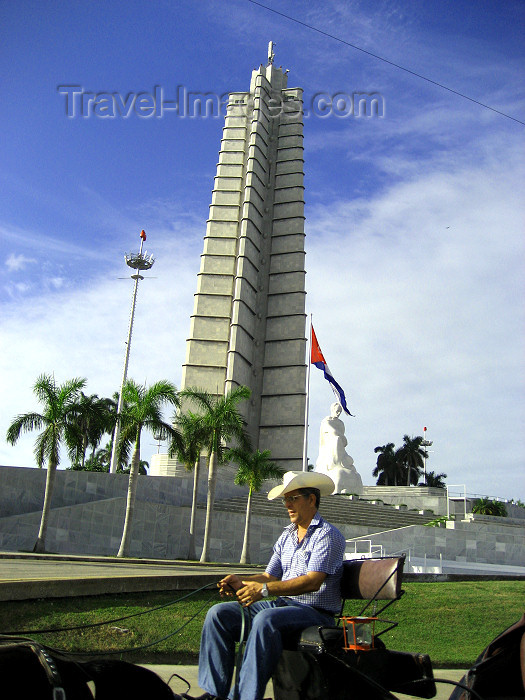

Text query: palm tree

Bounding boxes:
[179,386,251,563]
[422,470,447,488]
[70,392,113,469]
[89,441,112,471]
[116,379,180,558]
[396,435,428,486]
[169,411,207,560]
[373,443,401,485]
[226,447,284,564]
[68,446,109,472]
[6,374,86,553]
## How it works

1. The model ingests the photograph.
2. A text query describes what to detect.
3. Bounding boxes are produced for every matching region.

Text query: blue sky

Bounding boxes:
[1,0,524,502]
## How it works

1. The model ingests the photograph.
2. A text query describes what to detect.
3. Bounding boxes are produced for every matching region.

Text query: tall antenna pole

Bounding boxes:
[109,230,155,474]
[421,426,433,483]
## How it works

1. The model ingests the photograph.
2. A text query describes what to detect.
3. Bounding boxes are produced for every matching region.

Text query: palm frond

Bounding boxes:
[33,374,57,406]
[6,413,45,444]
[179,387,215,413]
[170,411,204,467]
[228,447,284,493]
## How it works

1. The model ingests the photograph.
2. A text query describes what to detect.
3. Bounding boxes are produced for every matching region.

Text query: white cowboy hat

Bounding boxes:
[267,471,335,500]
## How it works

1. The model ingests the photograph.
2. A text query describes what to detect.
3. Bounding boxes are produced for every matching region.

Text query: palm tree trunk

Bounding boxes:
[239,487,253,565]
[33,459,57,553]
[187,455,200,560]
[200,450,217,563]
[81,433,88,469]
[117,432,141,557]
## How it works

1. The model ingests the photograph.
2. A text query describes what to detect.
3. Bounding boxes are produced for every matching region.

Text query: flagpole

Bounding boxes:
[302,313,312,471]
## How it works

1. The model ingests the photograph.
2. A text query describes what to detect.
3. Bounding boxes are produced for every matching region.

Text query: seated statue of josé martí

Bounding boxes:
[315,402,363,495]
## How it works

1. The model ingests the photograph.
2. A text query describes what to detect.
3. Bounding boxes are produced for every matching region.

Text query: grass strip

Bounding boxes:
[0,581,523,666]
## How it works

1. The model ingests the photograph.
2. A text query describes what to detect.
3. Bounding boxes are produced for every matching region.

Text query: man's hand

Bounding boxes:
[236,580,264,607]
[218,574,243,597]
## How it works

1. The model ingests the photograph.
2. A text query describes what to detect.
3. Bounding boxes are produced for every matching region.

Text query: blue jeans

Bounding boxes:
[197,598,334,700]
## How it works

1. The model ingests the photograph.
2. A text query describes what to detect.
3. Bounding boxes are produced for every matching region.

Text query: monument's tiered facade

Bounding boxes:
[181,60,307,469]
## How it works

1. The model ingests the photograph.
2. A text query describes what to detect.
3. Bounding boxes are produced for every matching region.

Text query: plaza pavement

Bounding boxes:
[0,551,260,601]
[0,552,467,699]
[144,665,468,700]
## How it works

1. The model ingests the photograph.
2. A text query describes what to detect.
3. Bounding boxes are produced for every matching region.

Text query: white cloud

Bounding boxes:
[5,253,37,272]
[304,132,524,501]
[47,277,66,290]
[3,281,33,298]
[0,223,112,265]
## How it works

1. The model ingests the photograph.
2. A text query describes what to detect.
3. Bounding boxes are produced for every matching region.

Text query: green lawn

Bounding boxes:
[0,581,523,667]
[343,580,524,666]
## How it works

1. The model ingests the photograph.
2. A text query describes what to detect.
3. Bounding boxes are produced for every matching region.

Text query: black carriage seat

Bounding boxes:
[337,553,406,617]
[281,555,406,656]
[273,555,437,700]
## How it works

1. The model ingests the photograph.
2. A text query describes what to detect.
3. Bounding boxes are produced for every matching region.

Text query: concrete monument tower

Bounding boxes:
[180,44,307,470]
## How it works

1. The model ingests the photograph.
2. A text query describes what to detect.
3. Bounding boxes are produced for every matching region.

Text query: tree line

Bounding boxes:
[373,435,447,488]
[6,374,283,564]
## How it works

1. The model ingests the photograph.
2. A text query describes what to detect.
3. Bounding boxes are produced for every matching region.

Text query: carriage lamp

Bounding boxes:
[340,616,377,651]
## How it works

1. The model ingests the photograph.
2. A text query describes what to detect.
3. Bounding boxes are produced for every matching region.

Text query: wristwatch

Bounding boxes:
[261,583,269,598]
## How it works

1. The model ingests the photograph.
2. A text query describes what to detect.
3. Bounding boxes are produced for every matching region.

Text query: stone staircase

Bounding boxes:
[208,493,435,531]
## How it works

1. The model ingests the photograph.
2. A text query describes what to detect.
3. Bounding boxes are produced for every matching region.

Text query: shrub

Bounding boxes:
[472,498,507,517]
[424,516,450,527]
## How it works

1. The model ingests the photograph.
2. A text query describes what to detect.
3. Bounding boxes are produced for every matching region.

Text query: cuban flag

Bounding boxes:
[311,325,353,416]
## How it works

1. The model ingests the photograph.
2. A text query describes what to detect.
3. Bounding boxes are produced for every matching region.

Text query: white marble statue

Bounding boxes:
[315,402,363,495]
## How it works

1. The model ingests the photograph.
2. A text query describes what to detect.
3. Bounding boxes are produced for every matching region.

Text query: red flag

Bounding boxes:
[311,326,326,364]
[140,229,147,241]
[310,324,353,415]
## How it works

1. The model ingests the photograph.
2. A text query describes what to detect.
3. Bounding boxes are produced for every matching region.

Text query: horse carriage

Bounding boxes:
[271,555,525,699]
[1,555,523,699]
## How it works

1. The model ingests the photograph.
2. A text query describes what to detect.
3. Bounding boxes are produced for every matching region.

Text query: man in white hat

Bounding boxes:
[180,471,346,700]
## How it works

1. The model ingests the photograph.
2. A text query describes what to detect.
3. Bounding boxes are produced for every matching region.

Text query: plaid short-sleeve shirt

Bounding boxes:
[265,513,346,614]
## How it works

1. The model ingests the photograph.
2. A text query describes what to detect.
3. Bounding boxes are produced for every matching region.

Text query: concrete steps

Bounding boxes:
[209,493,434,530]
